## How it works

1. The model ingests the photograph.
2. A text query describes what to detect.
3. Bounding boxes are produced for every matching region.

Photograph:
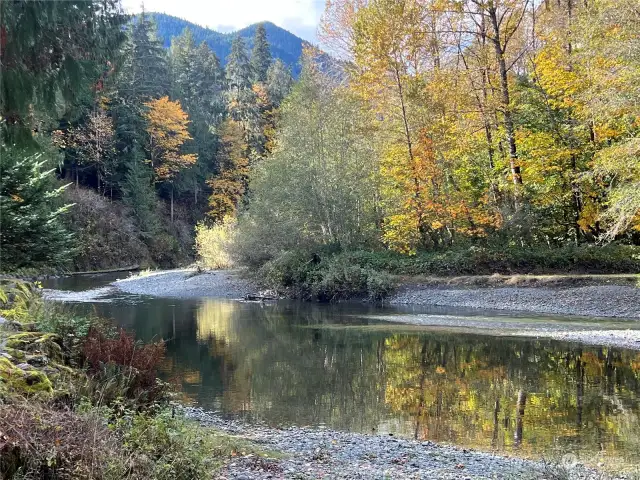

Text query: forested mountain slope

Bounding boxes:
[149,13,305,76]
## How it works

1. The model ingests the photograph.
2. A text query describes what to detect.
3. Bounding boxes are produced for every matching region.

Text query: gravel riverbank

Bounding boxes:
[113,269,254,299]
[390,284,640,319]
[184,407,611,480]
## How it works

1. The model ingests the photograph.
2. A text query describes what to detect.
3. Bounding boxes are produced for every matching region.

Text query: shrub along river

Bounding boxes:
[45,273,640,471]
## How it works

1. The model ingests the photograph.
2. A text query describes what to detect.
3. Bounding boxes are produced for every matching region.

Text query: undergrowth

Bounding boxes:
[257,251,395,301]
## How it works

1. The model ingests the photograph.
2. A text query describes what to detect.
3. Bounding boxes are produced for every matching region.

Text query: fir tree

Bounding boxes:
[0,0,126,145]
[0,146,73,270]
[122,148,159,236]
[226,36,253,95]
[111,10,170,196]
[251,23,272,84]
[130,10,170,100]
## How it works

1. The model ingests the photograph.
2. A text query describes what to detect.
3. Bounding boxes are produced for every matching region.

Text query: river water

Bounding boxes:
[44,273,640,470]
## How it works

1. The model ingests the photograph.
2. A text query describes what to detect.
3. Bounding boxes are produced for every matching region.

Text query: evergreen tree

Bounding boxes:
[226,36,253,95]
[0,146,72,270]
[170,28,199,108]
[225,35,262,156]
[251,23,272,84]
[169,32,227,210]
[122,147,159,236]
[180,41,226,208]
[0,0,126,145]
[195,42,226,123]
[130,10,170,100]
[266,59,294,107]
[111,10,170,197]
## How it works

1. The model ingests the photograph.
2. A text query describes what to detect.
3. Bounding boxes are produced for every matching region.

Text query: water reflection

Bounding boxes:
[47,277,640,469]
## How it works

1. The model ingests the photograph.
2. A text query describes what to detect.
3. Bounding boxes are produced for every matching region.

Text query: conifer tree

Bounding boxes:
[111,10,170,210]
[122,147,160,236]
[0,146,73,269]
[226,36,253,95]
[130,10,170,100]
[251,23,272,84]
[266,59,294,107]
[0,0,126,145]
[225,35,263,156]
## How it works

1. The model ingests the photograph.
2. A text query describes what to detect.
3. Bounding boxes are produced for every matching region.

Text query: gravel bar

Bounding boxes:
[390,285,640,319]
[184,407,611,480]
[113,269,253,299]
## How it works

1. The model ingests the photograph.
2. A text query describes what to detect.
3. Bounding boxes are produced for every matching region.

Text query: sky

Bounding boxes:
[121,0,325,43]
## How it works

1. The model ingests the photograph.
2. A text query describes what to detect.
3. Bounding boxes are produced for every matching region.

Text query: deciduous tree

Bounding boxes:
[143,96,197,222]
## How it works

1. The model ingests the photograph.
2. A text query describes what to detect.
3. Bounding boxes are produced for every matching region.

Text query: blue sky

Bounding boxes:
[122,0,325,42]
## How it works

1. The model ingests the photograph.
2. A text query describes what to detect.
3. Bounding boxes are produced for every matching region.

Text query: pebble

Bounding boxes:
[390,285,640,319]
[113,269,254,299]
[182,407,615,480]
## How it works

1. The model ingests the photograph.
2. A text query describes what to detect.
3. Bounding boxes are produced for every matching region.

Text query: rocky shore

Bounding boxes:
[113,269,254,299]
[390,284,640,319]
[183,407,613,480]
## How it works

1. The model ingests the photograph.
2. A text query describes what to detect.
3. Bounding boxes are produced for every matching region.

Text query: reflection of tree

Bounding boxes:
[383,335,640,466]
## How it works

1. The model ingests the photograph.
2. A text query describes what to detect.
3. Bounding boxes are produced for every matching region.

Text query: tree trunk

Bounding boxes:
[170,185,174,224]
[487,5,523,209]
[194,178,198,205]
[571,154,583,242]
[393,64,427,243]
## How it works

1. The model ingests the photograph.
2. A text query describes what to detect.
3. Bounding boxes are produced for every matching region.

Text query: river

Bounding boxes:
[44,272,640,471]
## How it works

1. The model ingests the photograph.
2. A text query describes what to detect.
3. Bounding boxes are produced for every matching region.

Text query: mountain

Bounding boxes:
[148,13,306,77]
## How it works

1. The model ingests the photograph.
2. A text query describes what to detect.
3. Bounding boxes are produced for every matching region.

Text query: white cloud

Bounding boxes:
[122,0,324,42]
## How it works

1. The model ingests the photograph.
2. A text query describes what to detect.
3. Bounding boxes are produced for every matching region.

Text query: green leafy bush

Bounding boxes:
[256,251,395,301]
[312,264,370,301]
[332,244,640,276]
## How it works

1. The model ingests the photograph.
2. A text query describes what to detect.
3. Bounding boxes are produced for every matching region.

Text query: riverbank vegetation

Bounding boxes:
[0,280,257,478]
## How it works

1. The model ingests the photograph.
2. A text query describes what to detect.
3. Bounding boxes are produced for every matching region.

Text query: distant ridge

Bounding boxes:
[148,13,306,77]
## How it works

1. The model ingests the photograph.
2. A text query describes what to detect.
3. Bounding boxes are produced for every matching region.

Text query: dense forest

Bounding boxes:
[149,13,307,77]
[0,1,293,272]
[1,0,640,289]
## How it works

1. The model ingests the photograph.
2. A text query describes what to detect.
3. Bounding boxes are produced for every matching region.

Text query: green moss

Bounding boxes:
[0,356,53,398]
[6,332,64,362]
[4,348,26,361]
